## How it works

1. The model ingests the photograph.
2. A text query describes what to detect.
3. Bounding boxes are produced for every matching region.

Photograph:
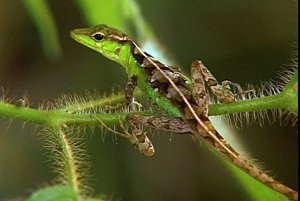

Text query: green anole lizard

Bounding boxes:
[71,25,298,200]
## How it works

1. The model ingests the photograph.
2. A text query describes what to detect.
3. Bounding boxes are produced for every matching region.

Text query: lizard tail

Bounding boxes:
[194,120,298,201]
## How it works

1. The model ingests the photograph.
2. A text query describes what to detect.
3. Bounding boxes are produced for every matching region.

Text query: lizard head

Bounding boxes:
[71,24,132,66]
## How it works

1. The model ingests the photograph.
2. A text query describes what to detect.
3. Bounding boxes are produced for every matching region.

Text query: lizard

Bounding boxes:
[70,24,298,200]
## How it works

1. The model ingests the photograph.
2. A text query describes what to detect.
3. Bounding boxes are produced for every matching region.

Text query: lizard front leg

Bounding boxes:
[125,75,142,110]
[191,60,243,103]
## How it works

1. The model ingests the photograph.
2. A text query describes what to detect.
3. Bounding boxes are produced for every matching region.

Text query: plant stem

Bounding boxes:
[209,92,286,116]
[209,72,298,116]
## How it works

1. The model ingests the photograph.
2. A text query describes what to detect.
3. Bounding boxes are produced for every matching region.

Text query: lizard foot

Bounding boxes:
[128,97,142,111]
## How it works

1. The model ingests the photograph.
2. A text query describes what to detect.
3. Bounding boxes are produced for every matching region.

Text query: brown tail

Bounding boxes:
[194,120,298,201]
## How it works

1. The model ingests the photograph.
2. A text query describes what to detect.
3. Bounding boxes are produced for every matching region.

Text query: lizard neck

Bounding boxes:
[126,43,196,117]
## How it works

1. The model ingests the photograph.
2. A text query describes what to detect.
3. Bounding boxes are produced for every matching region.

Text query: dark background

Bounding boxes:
[0,1,298,200]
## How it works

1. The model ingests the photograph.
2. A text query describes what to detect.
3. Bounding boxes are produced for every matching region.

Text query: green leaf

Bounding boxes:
[74,0,128,32]
[26,186,78,201]
[22,0,62,61]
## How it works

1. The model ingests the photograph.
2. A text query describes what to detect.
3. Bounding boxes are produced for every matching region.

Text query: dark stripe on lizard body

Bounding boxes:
[133,46,299,199]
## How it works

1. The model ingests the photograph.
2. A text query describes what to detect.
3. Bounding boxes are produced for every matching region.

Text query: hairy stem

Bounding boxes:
[0,70,297,126]
[49,125,81,200]
[209,72,298,116]
[0,101,153,126]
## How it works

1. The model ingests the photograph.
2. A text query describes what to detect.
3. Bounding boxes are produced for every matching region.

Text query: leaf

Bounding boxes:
[26,185,106,201]
[26,186,78,201]
[22,0,62,61]
[74,0,128,32]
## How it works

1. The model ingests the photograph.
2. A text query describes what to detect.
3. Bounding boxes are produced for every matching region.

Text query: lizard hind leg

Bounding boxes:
[125,120,155,157]
[93,115,154,157]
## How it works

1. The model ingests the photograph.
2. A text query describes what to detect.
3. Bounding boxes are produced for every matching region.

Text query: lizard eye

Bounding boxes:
[92,33,105,41]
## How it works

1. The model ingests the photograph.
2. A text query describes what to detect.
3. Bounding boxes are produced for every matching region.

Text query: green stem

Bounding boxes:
[49,125,81,201]
[60,90,143,113]
[282,69,298,114]
[1,76,297,125]
[0,102,51,124]
[209,92,286,116]
[0,69,297,124]
[209,71,298,116]
[0,101,153,126]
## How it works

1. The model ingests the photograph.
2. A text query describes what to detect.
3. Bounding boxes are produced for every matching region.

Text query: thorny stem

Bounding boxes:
[0,70,297,126]
[59,90,143,113]
[209,92,291,116]
[209,71,298,116]
[0,101,153,126]
[49,125,81,200]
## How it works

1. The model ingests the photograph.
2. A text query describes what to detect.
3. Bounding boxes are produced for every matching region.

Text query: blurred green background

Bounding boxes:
[0,0,298,200]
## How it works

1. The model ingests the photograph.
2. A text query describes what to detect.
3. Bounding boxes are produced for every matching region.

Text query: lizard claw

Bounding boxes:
[221,80,245,101]
[128,97,142,111]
